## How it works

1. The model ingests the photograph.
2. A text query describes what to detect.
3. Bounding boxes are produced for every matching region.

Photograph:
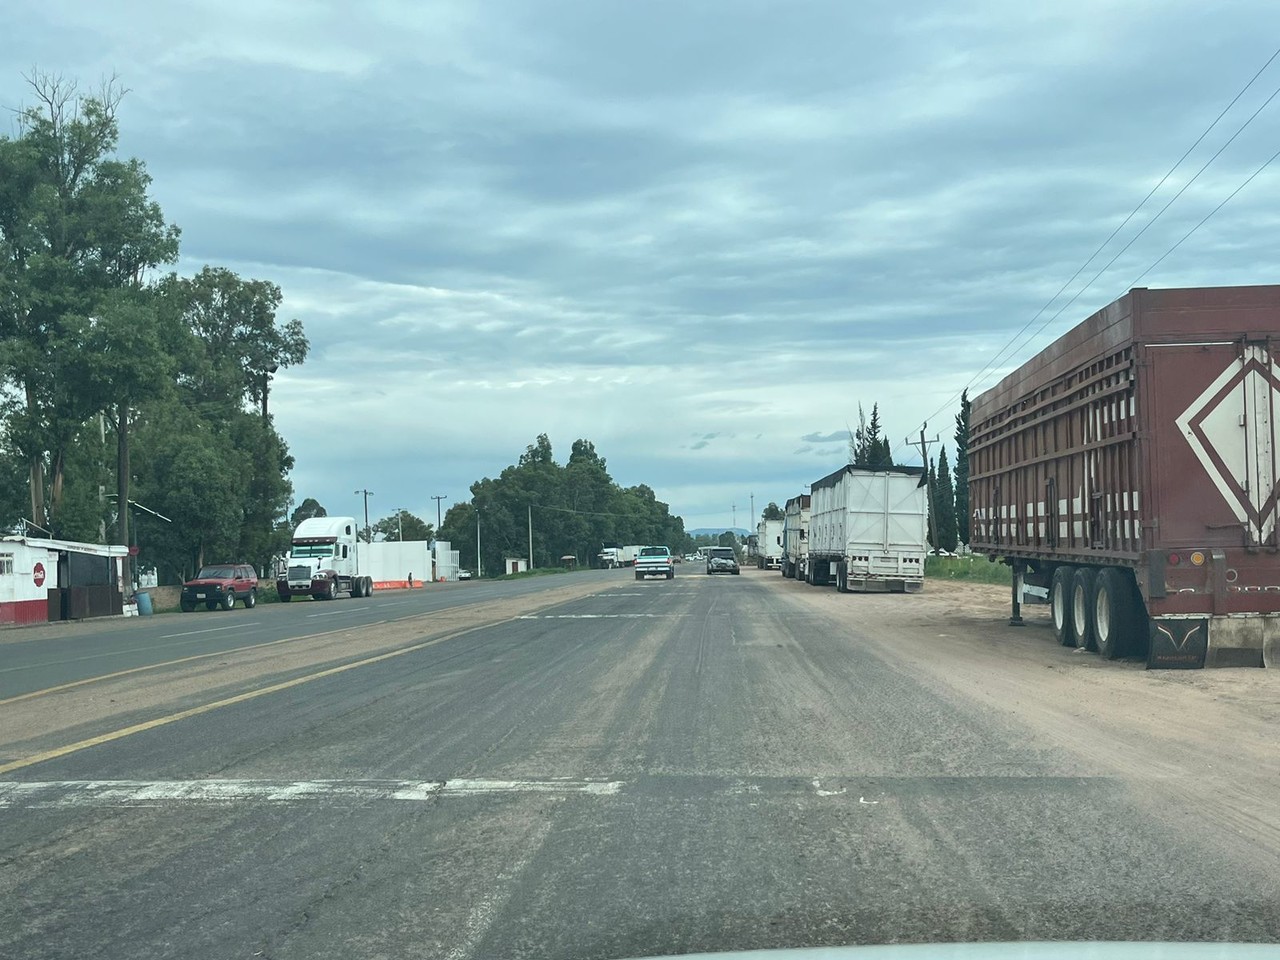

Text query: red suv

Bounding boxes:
[180,564,259,612]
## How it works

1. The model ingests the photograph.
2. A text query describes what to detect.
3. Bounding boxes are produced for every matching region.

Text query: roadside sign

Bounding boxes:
[33,562,45,587]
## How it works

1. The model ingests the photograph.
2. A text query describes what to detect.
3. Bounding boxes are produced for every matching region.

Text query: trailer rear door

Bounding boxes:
[1156,339,1280,548]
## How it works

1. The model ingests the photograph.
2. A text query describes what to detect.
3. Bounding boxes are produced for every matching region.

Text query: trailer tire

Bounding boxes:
[1094,567,1138,659]
[1050,566,1073,645]
[836,562,848,593]
[1071,567,1097,651]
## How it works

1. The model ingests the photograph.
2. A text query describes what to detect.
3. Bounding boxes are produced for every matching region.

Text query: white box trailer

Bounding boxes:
[806,465,928,593]
[781,494,810,580]
[754,519,784,569]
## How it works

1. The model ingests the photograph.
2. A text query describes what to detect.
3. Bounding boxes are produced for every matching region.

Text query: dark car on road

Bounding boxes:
[180,564,259,612]
[705,547,740,575]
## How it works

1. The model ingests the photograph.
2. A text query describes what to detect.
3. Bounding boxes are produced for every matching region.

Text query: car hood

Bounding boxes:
[183,578,236,588]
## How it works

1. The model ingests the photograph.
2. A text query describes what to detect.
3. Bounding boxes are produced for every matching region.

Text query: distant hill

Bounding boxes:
[687,527,750,537]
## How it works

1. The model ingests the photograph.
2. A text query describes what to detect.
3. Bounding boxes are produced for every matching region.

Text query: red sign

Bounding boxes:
[32,562,46,587]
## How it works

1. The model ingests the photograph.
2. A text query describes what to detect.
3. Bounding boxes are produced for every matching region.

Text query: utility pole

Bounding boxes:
[750,492,755,526]
[732,502,736,532]
[395,508,403,541]
[905,427,939,548]
[528,504,534,570]
[354,489,373,543]
[475,505,482,578]
[431,494,447,531]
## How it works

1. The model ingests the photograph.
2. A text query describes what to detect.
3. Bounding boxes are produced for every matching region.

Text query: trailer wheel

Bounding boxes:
[836,562,848,593]
[1071,567,1097,651]
[1050,566,1073,645]
[1094,567,1139,659]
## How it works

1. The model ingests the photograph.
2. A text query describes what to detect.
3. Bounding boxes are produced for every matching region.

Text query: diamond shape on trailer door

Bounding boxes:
[1175,353,1280,537]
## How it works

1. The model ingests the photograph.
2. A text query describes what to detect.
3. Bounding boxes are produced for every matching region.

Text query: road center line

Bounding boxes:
[159,623,262,640]
[0,620,388,708]
[0,618,509,775]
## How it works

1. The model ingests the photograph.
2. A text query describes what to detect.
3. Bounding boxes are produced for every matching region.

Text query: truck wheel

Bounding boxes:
[1050,566,1073,645]
[352,577,364,598]
[635,571,643,581]
[1094,568,1138,659]
[1071,567,1097,651]
[279,592,291,602]
[244,589,257,609]
[327,579,337,600]
[206,601,218,611]
[667,570,674,580]
[836,562,848,593]
[222,590,236,611]
[365,577,373,595]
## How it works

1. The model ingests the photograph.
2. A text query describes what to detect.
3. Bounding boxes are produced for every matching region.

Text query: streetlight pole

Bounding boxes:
[354,489,373,542]
[261,363,279,419]
[475,505,482,579]
[396,508,403,541]
[431,494,447,531]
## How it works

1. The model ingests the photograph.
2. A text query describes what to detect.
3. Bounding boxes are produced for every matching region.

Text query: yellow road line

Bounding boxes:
[0,621,386,708]
[0,595,506,708]
[0,619,506,776]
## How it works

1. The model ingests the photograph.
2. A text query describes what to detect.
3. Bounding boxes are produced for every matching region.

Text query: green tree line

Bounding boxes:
[0,74,307,583]
[436,435,692,576]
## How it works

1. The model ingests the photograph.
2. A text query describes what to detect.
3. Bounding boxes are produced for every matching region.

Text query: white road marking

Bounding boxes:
[812,778,847,797]
[442,818,554,960]
[0,777,625,808]
[305,609,367,618]
[159,623,262,639]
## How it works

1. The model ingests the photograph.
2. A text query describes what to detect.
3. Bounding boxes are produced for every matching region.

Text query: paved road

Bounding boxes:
[0,571,614,699]
[2,569,1277,959]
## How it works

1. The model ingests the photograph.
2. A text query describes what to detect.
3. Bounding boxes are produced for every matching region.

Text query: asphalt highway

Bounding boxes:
[2,568,1277,959]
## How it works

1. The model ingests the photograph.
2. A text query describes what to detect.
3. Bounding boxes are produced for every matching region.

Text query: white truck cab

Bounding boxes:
[277,516,373,601]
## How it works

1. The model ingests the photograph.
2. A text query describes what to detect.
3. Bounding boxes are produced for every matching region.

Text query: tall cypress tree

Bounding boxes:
[954,389,971,546]
[936,446,958,553]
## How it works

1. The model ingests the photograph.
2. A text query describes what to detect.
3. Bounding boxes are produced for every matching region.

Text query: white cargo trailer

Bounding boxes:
[806,465,927,593]
[754,519,784,569]
[781,494,810,580]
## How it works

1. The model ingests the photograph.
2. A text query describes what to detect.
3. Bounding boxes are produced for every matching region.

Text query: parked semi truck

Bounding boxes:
[276,516,373,601]
[970,284,1280,668]
[754,519,784,569]
[806,465,928,592]
[780,494,810,580]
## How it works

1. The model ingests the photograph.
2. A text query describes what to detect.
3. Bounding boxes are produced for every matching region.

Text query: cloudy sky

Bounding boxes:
[6,1,1280,533]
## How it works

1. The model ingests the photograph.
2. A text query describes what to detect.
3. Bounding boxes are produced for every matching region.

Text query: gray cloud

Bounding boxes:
[9,0,1280,525]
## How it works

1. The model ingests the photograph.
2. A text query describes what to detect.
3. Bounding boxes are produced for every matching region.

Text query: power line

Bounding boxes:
[1129,141,1280,287]
[894,43,1280,460]
[954,44,1280,403]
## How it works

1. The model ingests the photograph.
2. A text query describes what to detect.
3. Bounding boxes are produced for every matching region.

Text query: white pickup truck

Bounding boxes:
[634,546,675,580]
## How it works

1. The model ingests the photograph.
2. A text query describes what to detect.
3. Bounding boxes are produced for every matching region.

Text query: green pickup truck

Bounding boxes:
[634,546,675,580]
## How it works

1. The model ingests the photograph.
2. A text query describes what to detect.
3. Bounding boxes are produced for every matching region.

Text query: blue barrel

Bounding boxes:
[136,591,153,616]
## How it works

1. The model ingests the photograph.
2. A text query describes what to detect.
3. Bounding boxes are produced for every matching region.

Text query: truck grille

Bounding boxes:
[288,565,312,582]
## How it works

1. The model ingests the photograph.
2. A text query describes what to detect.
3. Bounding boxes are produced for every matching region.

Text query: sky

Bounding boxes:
[6,1,1280,534]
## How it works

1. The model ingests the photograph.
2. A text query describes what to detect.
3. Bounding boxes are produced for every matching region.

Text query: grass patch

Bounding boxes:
[926,554,1012,584]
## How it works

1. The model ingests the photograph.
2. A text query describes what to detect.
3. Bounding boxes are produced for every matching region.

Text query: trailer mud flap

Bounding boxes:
[1147,619,1207,669]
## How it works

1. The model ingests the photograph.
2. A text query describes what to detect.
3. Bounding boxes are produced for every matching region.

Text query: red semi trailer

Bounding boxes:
[969,285,1280,668]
